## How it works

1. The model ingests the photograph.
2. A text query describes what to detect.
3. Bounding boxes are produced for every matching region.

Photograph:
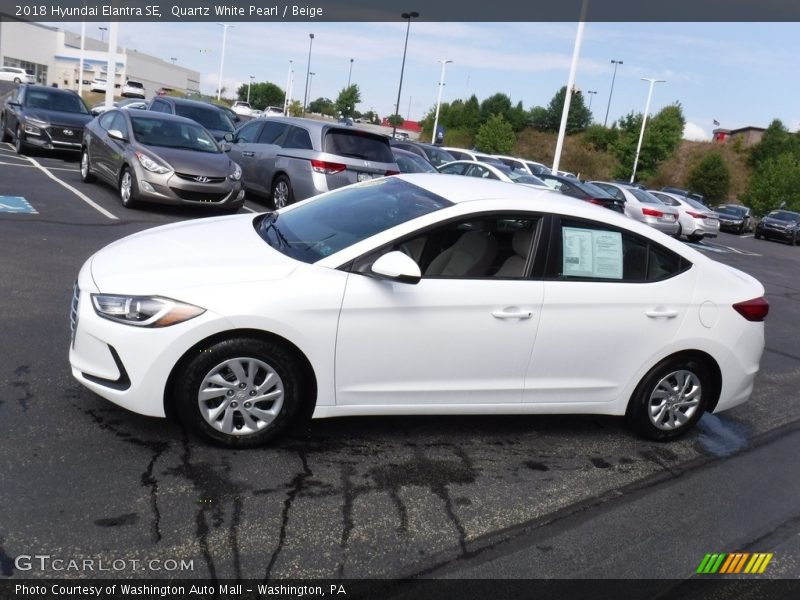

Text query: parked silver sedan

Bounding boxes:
[591,181,681,236]
[649,190,720,242]
[225,117,398,209]
[81,109,244,211]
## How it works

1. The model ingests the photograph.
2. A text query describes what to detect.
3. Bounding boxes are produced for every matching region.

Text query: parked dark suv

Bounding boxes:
[1,84,92,154]
[715,204,754,234]
[755,209,800,245]
[148,96,235,141]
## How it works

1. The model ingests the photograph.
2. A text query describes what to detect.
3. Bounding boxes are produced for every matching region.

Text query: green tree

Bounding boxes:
[743,153,800,215]
[612,103,685,181]
[507,100,528,132]
[480,93,512,123]
[308,97,334,115]
[532,86,592,134]
[335,84,362,118]
[748,119,800,168]
[474,113,515,154]
[387,114,404,128]
[528,106,550,130]
[237,81,284,109]
[583,123,619,152]
[288,100,303,117]
[686,152,731,203]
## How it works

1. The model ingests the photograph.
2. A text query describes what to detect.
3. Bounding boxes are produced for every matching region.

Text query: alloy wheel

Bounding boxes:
[647,369,701,431]
[120,171,132,205]
[273,181,289,209]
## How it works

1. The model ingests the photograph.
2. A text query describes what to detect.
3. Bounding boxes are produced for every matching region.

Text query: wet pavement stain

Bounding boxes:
[11,366,33,412]
[696,413,750,457]
[525,461,550,472]
[590,458,612,469]
[95,513,139,527]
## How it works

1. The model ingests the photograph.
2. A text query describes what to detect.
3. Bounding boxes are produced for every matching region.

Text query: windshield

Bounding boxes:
[580,181,615,199]
[767,210,799,222]
[25,90,89,114]
[174,105,234,132]
[255,177,452,263]
[506,170,546,185]
[526,162,551,176]
[422,145,455,167]
[717,205,747,217]
[131,116,220,153]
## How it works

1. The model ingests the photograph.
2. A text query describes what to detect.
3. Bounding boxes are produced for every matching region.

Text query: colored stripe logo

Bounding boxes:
[696,553,773,574]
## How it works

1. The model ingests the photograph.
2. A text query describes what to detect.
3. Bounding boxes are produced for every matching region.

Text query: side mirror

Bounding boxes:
[108,129,127,142]
[370,251,421,284]
[220,142,231,152]
[7,101,21,108]
[224,132,234,142]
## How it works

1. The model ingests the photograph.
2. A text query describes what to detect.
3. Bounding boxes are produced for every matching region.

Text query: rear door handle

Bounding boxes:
[241,151,255,157]
[492,309,533,320]
[645,308,679,319]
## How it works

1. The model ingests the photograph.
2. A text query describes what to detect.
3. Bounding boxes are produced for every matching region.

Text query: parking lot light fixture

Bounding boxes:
[431,59,452,144]
[303,33,315,116]
[630,77,665,183]
[347,58,354,88]
[216,23,234,101]
[393,11,419,137]
[170,57,177,64]
[284,59,293,114]
[587,90,597,108]
[247,75,254,104]
[98,26,107,43]
[604,59,623,127]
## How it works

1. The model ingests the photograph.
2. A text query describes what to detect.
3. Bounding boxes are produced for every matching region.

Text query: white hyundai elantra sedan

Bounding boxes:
[69,175,768,447]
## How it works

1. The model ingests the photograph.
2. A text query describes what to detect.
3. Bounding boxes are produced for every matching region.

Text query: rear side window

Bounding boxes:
[258,121,288,144]
[283,126,313,150]
[548,218,691,283]
[235,121,262,143]
[150,100,170,113]
[324,129,394,162]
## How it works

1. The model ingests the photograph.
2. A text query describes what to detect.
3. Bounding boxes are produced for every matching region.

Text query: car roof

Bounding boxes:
[394,173,557,203]
[22,84,79,95]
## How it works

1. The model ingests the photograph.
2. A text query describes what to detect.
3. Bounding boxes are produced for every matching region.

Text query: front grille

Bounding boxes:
[175,173,227,184]
[70,282,80,345]
[170,188,229,203]
[48,126,83,143]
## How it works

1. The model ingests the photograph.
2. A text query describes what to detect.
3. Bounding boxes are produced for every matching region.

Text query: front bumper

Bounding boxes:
[757,225,795,241]
[718,218,744,232]
[131,162,245,209]
[22,125,83,151]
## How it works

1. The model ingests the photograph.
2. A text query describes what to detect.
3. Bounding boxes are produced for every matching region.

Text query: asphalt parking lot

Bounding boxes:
[1,142,800,585]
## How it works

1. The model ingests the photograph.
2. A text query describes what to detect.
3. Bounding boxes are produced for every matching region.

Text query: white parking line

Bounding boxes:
[24,155,118,220]
[0,160,77,172]
[242,205,258,213]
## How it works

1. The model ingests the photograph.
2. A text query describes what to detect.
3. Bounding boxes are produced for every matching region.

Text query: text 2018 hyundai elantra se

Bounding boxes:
[69,175,768,447]
[81,109,244,211]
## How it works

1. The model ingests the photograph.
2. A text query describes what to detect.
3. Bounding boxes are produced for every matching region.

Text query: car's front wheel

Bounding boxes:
[14,125,26,154]
[173,337,306,447]
[792,232,798,247]
[626,356,711,441]
[118,167,138,208]
[673,224,683,240]
[80,148,96,183]
[271,175,294,210]
[687,233,703,243]
[0,114,10,143]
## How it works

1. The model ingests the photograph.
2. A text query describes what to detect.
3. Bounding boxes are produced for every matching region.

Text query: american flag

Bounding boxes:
[713,119,720,126]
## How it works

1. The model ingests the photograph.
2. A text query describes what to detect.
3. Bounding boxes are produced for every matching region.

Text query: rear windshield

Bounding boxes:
[580,181,615,199]
[126,81,144,88]
[174,105,234,132]
[630,188,663,205]
[324,129,394,163]
[254,177,452,263]
[422,146,455,167]
[717,205,747,217]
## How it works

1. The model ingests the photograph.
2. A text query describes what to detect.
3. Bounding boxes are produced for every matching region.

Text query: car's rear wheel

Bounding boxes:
[173,337,305,447]
[792,233,798,247]
[626,356,710,441]
[13,77,21,84]
[673,224,682,240]
[118,167,138,208]
[271,175,293,210]
[0,114,10,143]
[687,233,703,243]
[754,231,761,239]
[80,148,96,183]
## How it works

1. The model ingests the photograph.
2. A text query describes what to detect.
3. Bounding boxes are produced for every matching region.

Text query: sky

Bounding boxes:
[44,21,800,141]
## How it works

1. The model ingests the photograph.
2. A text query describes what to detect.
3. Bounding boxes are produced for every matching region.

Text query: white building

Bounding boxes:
[0,20,200,97]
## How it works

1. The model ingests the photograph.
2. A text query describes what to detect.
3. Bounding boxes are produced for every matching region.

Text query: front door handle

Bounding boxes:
[492,309,533,320]
[241,151,255,157]
[645,308,679,319]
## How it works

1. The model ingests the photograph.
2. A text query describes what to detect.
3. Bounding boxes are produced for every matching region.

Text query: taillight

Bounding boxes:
[587,198,605,206]
[686,210,707,219]
[642,207,664,218]
[733,297,769,322]
[385,170,400,176]
[310,159,346,174]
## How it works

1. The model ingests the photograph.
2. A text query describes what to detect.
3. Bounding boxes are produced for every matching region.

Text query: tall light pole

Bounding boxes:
[347,58,354,88]
[587,90,597,108]
[98,26,107,42]
[603,59,623,127]
[392,11,419,137]
[630,77,666,183]
[308,72,315,110]
[247,75,254,104]
[283,59,293,114]
[78,20,86,95]
[431,59,452,144]
[103,22,118,111]
[216,23,234,101]
[302,33,314,115]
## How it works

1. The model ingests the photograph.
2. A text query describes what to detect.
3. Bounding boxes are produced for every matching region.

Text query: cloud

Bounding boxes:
[683,122,710,141]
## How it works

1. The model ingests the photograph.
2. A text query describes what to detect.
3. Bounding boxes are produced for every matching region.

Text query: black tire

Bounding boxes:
[173,337,307,447]
[118,166,139,208]
[626,355,711,441]
[80,148,96,183]
[754,231,761,239]
[0,114,10,143]
[13,77,21,84]
[687,233,703,243]
[738,224,745,235]
[14,125,26,155]
[271,175,294,210]
[792,233,798,247]
[673,224,683,240]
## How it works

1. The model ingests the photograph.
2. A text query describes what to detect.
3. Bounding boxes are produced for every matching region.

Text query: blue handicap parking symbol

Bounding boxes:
[0,196,38,214]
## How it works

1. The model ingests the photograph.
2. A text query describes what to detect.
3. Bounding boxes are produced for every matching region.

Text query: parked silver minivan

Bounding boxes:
[225,117,399,208]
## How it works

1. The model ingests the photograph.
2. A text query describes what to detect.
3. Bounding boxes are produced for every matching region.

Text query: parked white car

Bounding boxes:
[649,190,720,242]
[121,80,145,98]
[493,155,552,177]
[438,160,549,189]
[90,78,108,93]
[0,66,35,84]
[231,101,253,116]
[69,175,767,447]
[591,181,681,236]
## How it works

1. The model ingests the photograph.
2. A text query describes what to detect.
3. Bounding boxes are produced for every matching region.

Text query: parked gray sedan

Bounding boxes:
[225,117,398,208]
[80,109,244,211]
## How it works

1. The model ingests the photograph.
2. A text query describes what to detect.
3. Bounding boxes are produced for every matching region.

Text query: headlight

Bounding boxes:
[91,294,205,327]
[24,119,46,135]
[135,151,172,175]
[229,163,242,181]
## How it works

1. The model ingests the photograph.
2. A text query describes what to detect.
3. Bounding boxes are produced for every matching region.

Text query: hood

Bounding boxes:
[25,108,93,128]
[761,216,795,227]
[90,214,298,295]
[137,144,234,177]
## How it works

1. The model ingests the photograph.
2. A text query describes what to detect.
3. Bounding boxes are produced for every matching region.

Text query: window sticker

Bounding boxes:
[562,227,623,279]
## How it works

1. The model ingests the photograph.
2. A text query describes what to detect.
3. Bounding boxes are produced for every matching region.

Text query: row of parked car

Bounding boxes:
[2,83,799,244]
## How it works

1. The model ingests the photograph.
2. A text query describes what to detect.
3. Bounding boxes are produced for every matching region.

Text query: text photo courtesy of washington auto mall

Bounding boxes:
[2,1,800,599]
